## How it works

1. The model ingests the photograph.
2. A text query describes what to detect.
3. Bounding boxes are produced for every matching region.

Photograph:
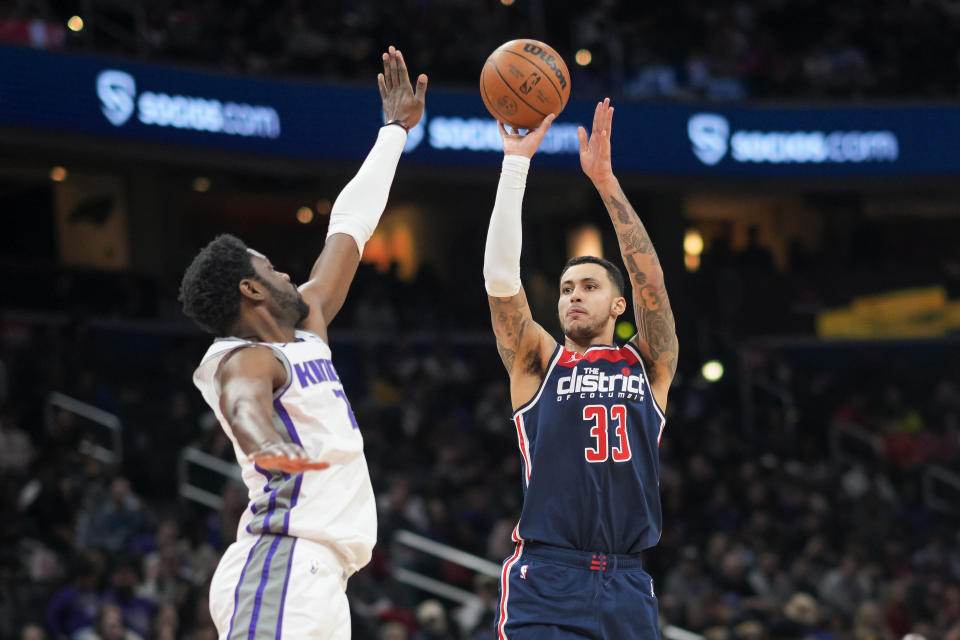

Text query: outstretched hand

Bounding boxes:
[378,45,428,129]
[250,442,330,474]
[498,114,557,158]
[578,98,615,186]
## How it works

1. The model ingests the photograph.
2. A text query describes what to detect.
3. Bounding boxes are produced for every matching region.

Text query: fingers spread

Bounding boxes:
[381,52,392,90]
[296,460,331,471]
[389,46,400,88]
[396,49,410,85]
[577,125,588,149]
[415,73,428,99]
[250,454,329,473]
[377,74,387,100]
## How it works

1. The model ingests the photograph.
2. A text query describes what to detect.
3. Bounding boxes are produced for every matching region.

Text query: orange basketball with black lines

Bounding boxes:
[480,39,571,130]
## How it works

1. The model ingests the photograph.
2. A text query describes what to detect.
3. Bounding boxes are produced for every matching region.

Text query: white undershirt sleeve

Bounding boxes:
[327,125,407,254]
[483,155,530,297]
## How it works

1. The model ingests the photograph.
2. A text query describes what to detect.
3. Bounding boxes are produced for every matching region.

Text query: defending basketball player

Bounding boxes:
[179,46,426,640]
[484,99,678,639]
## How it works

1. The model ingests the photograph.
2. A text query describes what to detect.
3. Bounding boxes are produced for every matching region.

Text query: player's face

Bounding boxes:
[248,250,309,324]
[557,263,624,342]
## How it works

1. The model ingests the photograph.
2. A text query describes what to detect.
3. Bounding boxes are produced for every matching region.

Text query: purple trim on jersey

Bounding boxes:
[262,485,279,533]
[275,538,298,640]
[281,474,304,534]
[253,463,272,483]
[271,397,302,446]
[227,535,264,640]
[271,397,305,534]
[248,535,283,640]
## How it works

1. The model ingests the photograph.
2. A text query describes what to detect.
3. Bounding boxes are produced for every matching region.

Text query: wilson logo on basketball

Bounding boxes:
[497,96,518,115]
[522,44,568,90]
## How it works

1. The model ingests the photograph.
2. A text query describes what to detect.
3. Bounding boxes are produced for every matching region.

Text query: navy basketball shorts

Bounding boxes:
[494,543,660,640]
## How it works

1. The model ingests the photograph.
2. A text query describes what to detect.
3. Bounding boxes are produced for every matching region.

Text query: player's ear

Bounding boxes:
[612,296,627,317]
[239,278,267,302]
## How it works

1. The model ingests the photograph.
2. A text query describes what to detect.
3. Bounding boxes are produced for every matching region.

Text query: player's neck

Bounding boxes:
[564,330,616,354]
[233,310,296,343]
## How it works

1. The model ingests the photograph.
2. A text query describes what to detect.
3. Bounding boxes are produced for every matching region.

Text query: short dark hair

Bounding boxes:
[560,255,625,295]
[179,234,256,335]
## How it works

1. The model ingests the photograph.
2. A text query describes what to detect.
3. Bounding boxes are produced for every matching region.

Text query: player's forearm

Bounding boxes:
[596,177,679,373]
[306,125,407,326]
[327,124,407,255]
[595,177,666,290]
[483,155,530,297]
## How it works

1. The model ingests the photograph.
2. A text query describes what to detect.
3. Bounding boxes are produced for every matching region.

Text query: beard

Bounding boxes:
[263,279,310,325]
[560,313,608,343]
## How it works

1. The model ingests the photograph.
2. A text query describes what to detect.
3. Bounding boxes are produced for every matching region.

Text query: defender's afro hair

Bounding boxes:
[179,234,256,335]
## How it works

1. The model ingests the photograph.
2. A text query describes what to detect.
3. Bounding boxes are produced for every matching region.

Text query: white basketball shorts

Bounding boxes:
[209,534,350,640]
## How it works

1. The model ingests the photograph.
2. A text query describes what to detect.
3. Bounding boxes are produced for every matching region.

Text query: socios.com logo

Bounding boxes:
[688,113,729,165]
[97,70,136,126]
[95,69,281,139]
[688,112,899,166]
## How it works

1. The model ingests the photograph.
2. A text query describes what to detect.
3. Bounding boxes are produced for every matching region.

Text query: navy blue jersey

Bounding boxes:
[512,342,666,554]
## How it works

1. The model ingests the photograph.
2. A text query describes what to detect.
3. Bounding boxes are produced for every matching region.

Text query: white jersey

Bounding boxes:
[193,330,376,574]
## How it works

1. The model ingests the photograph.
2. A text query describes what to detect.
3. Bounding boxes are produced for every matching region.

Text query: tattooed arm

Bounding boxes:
[485,116,559,410]
[577,99,678,409]
[488,290,556,409]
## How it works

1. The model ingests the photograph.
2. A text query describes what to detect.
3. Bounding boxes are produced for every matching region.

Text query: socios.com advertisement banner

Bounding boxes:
[2,44,960,177]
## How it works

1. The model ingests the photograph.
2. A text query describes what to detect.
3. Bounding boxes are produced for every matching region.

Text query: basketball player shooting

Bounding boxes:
[484,99,678,639]
[179,46,426,640]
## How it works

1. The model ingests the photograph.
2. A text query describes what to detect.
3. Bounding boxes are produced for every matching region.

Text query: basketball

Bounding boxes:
[480,39,571,130]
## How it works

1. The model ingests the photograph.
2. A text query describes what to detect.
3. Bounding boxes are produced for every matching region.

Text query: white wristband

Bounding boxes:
[483,155,530,297]
[327,125,407,254]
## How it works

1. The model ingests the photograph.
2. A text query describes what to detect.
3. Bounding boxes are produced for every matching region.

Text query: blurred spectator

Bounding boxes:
[78,478,144,553]
[853,601,894,640]
[45,552,104,639]
[414,599,455,640]
[380,621,408,640]
[100,558,155,638]
[818,554,869,616]
[20,623,47,640]
[148,603,179,640]
[0,409,34,474]
[81,602,144,640]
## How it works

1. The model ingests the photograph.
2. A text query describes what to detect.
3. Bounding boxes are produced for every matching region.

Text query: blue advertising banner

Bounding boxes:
[2,44,959,177]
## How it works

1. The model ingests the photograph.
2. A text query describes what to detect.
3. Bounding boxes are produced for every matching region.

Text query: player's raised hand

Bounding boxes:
[578,98,615,186]
[378,45,428,129]
[498,113,556,159]
[249,442,330,474]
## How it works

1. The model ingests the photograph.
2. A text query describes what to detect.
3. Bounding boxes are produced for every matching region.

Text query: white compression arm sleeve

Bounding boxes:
[327,125,407,254]
[483,155,530,297]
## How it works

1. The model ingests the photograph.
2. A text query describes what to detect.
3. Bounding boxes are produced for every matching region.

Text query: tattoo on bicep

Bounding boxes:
[497,341,517,371]
[490,296,544,375]
[634,291,679,382]
[491,299,528,372]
